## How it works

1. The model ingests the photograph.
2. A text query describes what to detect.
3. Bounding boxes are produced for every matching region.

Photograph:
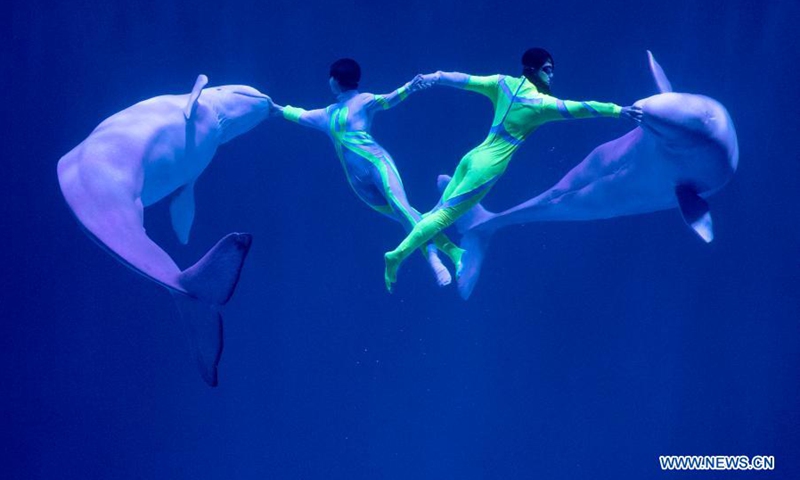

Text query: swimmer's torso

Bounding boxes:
[462,75,621,177]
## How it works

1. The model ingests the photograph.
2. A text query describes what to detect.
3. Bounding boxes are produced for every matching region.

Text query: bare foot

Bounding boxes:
[450,247,466,279]
[384,252,400,292]
[427,252,452,286]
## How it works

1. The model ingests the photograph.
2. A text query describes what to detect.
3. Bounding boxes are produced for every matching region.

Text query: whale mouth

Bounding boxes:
[232,92,269,100]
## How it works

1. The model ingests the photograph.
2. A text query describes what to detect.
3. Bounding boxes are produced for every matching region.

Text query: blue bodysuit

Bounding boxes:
[280,85,463,285]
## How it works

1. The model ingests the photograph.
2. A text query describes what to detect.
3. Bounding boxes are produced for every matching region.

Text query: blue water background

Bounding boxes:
[5,1,799,478]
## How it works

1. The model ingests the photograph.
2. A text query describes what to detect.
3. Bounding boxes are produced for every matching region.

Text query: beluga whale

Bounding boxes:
[451,51,739,299]
[57,74,272,386]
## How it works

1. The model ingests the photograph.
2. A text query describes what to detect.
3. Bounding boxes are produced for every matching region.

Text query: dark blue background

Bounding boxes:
[5,1,799,478]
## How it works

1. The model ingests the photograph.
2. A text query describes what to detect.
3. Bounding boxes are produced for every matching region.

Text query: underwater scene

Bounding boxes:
[6,0,799,478]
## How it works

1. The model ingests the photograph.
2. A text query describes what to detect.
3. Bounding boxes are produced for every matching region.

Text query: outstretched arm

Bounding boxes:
[537,95,640,123]
[417,71,501,103]
[367,71,457,111]
[270,102,328,131]
[422,71,471,88]
[369,79,415,112]
[368,71,476,112]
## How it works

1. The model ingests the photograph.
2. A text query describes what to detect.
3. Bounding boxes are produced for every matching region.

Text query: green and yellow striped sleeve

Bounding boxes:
[372,85,411,111]
[282,105,305,123]
[539,96,621,122]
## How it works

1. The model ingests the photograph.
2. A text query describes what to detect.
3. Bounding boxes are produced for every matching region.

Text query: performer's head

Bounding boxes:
[330,58,361,94]
[521,48,554,95]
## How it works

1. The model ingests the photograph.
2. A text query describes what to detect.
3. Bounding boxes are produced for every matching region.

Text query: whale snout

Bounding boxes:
[208,85,270,104]
[222,85,269,100]
[232,90,270,101]
[211,85,273,144]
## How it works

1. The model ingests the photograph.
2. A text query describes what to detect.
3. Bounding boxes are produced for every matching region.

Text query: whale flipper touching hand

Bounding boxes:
[455,52,739,299]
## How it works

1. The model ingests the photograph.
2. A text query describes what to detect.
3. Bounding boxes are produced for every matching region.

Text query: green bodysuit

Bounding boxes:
[385,74,622,289]
[281,86,463,284]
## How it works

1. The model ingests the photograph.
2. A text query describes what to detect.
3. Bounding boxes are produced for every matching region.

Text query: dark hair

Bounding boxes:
[521,48,554,71]
[330,58,361,91]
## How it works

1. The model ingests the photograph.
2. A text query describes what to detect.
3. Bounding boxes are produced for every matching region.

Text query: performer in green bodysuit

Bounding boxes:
[270,58,463,286]
[384,48,643,291]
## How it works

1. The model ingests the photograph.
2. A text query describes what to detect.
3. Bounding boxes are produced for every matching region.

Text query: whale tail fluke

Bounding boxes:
[171,293,224,386]
[457,229,493,300]
[174,232,252,386]
[454,204,497,300]
[455,201,495,235]
[436,174,499,300]
[179,233,253,305]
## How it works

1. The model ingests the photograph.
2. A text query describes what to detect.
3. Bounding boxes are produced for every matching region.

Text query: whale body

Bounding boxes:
[57,75,272,385]
[454,52,739,299]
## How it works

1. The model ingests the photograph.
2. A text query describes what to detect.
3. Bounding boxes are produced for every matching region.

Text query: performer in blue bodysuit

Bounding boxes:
[270,59,463,286]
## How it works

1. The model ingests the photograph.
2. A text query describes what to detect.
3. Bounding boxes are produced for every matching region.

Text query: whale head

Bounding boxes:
[203,85,272,144]
[635,52,739,177]
[637,93,736,159]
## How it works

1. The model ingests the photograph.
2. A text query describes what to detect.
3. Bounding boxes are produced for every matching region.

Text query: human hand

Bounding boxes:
[620,105,643,123]
[267,97,284,118]
[420,71,441,87]
[408,72,440,92]
[407,74,426,92]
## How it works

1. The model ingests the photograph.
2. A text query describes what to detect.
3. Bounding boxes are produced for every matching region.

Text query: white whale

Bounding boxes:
[452,52,739,299]
[57,75,272,386]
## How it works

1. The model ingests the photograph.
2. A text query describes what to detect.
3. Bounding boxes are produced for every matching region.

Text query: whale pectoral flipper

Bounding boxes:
[184,74,209,120]
[170,182,196,245]
[676,185,714,243]
[647,51,673,94]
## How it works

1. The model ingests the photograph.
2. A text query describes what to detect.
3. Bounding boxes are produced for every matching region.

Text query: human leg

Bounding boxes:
[384,176,498,291]
[375,157,466,271]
